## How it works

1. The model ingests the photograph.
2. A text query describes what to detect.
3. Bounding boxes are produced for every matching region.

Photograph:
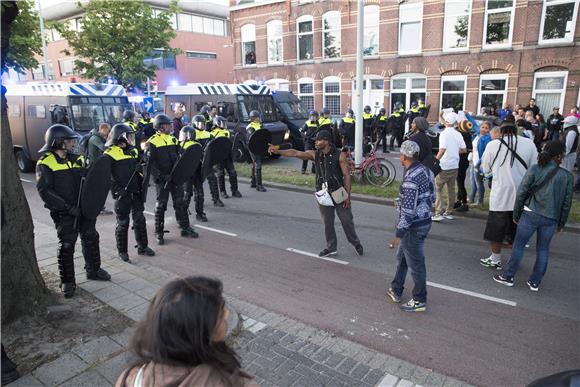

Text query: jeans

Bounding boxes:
[391,224,431,303]
[469,165,485,204]
[502,211,557,285]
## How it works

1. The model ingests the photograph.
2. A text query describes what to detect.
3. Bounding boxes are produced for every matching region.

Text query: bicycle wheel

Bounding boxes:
[364,159,396,187]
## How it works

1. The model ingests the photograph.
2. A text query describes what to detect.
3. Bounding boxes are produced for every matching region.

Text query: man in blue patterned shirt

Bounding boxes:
[387,140,435,312]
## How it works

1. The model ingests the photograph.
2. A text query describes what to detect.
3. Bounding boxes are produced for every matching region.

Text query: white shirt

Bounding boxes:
[472,135,481,167]
[481,136,538,211]
[438,126,466,170]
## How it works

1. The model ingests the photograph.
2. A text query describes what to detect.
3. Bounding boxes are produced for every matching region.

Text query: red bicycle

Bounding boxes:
[345,140,396,187]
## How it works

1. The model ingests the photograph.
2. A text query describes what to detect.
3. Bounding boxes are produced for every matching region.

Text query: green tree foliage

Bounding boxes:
[1,0,42,74]
[57,0,180,88]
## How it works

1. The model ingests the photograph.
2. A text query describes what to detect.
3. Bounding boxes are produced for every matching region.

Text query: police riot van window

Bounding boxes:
[28,105,46,119]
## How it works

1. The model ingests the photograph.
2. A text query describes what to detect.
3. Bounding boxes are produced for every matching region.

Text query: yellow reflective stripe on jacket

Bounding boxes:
[342,117,355,124]
[410,108,420,113]
[379,116,387,121]
[195,129,212,140]
[306,121,318,127]
[126,121,138,132]
[211,128,230,138]
[391,112,401,118]
[248,122,262,131]
[318,117,332,126]
[362,113,374,120]
[104,145,138,161]
[37,152,83,171]
[181,140,200,150]
[139,119,151,125]
[147,133,178,148]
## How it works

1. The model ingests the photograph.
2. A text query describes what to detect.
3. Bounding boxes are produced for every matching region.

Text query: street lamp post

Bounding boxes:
[36,0,50,81]
[354,0,365,166]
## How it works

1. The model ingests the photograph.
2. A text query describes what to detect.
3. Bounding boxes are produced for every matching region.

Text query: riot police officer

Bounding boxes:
[185,115,211,220]
[319,107,339,145]
[338,108,355,148]
[407,101,422,133]
[36,124,111,298]
[362,105,374,139]
[146,114,198,245]
[137,112,155,143]
[247,110,267,192]
[104,123,155,263]
[123,109,139,144]
[300,110,319,174]
[211,116,242,199]
[388,102,406,150]
[200,105,213,131]
[375,107,389,153]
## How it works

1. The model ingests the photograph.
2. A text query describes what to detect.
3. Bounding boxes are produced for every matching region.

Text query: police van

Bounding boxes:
[6,82,131,172]
[164,83,290,160]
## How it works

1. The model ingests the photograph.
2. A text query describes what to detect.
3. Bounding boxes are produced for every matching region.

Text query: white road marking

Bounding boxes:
[20,178,32,183]
[194,224,237,237]
[427,281,517,307]
[143,211,155,216]
[286,248,349,265]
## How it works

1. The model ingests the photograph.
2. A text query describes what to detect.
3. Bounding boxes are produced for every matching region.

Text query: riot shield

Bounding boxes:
[202,137,233,180]
[170,143,203,186]
[80,155,112,219]
[141,154,153,203]
[248,129,272,157]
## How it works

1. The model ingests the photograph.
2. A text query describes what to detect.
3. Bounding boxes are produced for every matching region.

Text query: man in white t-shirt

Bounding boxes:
[479,119,538,269]
[432,112,467,221]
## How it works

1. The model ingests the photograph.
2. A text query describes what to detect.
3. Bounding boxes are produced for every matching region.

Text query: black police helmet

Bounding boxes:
[153,114,172,130]
[394,102,403,110]
[309,110,319,117]
[179,125,196,142]
[123,110,136,121]
[192,115,205,124]
[346,108,354,115]
[105,123,134,147]
[411,101,418,107]
[39,124,79,153]
[249,110,261,120]
[364,105,371,112]
[199,105,210,114]
[379,107,386,114]
[213,115,227,128]
[321,107,330,115]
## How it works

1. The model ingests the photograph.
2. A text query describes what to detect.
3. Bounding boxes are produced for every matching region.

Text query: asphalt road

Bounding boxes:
[21,172,580,386]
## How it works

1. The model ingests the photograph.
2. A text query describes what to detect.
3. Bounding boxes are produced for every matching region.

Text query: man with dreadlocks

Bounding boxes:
[479,116,537,270]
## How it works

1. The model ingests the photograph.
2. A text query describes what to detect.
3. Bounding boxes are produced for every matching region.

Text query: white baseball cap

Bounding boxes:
[444,111,458,126]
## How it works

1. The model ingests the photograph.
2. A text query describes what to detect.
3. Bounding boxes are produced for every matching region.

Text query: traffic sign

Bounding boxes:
[143,97,154,113]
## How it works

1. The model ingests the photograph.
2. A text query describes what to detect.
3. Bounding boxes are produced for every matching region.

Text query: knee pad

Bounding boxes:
[155,201,167,212]
[59,241,75,253]
[117,218,130,229]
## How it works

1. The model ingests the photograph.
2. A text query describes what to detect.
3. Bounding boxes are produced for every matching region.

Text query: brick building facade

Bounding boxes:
[230,0,580,122]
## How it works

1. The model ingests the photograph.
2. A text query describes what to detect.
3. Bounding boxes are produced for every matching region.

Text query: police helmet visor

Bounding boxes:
[121,132,135,145]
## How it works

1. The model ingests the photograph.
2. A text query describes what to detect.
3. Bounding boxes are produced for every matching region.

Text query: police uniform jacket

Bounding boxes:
[138,118,155,139]
[362,113,374,133]
[210,127,231,138]
[246,121,263,136]
[374,114,387,131]
[388,109,406,131]
[194,129,214,149]
[146,132,180,178]
[301,120,319,142]
[36,152,84,211]
[317,117,334,133]
[104,145,141,195]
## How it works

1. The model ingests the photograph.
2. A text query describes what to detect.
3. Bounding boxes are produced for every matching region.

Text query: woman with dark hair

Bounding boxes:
[115,276,258,387]
[493,141,573,291]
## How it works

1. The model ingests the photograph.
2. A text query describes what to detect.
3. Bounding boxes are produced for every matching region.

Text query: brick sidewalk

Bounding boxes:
[9,221,471,387]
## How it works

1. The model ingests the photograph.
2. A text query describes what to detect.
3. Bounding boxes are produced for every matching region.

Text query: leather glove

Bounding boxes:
[67,206,81,217]
[135,162,145,174]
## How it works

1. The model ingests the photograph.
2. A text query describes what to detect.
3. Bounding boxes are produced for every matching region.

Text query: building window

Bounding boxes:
[178,13,193,31]
[28,105,46,119]
[267,20,283,65]
[192,15,203,33]
[31,62,54,80]
[322,11,341,59]
[186,51,217,60]
[178,13,226,36]
[441,75,466,111]
[539,0,578,44]
[59,58,76,76]
[390,74,427,113]
[144,50,176,70]
[398,2,423,55]
[478,74,508,113]
[8,104,21,117]
[364,5,380,56]
[483,0,514,48]
[323,76,341,115]
[297,78,314,110]
[297,15,314,61]
[532,71,568,116]
[443,0,471,51]
[153,8,177,30]
[241,24,256,66]
[213,19,225,36]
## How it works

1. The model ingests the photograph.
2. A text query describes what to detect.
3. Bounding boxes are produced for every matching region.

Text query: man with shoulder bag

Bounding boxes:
[269,130,364,257]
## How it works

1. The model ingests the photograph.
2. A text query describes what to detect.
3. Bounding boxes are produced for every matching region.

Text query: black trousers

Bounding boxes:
[390,127,404,148]
[302,141,315,172]
[50,211,102,284]
[251,153,264,186]
[218,157,239,193]
[114,193,148,253]
[456,158,469,204]
[184,165,204,215]
[155,179,189,235]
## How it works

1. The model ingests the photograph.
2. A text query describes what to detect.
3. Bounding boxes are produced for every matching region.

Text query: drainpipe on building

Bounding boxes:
[37,0,50,81]
[354,0,364,167]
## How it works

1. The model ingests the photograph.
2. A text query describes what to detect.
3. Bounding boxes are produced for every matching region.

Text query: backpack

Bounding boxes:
[79,132,96,159]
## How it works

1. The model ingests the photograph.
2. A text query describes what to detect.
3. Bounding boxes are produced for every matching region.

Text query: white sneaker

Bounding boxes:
[432,214,444,222]
[443,212,454,220]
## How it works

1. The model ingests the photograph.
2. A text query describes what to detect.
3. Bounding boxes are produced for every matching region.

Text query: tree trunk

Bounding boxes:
[1,1,48,324]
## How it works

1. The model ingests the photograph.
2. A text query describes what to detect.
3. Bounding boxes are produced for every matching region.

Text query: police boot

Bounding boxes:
[133,218,155,256]
[115,219,130,262]
[181,226,199,238]
[229,171,242,198]
[218,172,229,198]
[154,209,166,245]
[194,198,208,222]
[57,240,76,298]
[82,235,111,281]
[251,166,257,188]
[256,169,267,192]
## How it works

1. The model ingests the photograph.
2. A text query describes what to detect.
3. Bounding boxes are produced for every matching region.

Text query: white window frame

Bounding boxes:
[442,0,472,52]
[398,2,423,55]
[364,5,380,56]
[59,57,77,77]
[322,11,341,60]
[538,0,579,45]
[267,20,284,65]
[532,70,569,113]
[389,73,427,114]
[296,15,314,62]
[477,74,509,112]
[297,77,315,110]
[241,24,256,67]
[323,76,341,115]
[482,0,515,49]
[440,75,467,111]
